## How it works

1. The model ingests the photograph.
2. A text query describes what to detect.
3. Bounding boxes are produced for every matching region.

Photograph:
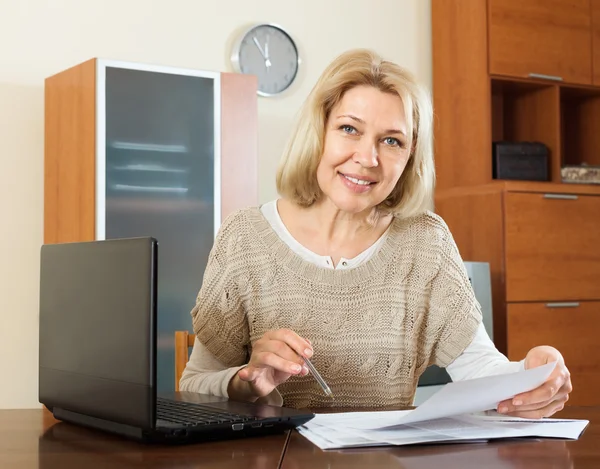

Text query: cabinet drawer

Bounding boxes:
[505,192,600,302]
[488,0,592,84]
[507,301,600,406]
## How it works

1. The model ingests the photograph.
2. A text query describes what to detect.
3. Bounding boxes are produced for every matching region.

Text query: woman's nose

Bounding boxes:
[352,140,379,168]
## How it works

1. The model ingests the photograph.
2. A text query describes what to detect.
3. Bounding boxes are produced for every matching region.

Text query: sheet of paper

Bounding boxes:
[305,362,558,432]
[298,411,589,450]
[465,414,589,440]
[297,361,589,450]
[389,361,558,426]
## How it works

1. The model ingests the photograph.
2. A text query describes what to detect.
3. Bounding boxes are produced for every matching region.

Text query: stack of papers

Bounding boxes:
[298,362,589,449]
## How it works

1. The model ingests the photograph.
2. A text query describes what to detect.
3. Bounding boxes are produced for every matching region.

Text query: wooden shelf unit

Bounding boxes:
[44,58,259,394]
[432,0,600,406]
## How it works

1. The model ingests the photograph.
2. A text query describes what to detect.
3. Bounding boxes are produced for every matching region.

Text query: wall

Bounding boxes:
[0,0,432,408]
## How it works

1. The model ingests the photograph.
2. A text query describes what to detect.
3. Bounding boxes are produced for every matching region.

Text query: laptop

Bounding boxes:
[38,236,314,443]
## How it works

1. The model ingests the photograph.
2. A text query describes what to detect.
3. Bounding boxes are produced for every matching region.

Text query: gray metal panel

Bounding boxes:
[464,261,494,340]
[417,261,494,388]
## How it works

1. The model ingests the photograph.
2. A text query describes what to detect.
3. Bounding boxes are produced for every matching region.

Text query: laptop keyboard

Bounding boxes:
[157,397,259,426]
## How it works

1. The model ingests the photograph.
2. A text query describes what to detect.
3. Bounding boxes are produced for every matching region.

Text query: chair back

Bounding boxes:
[174,331,195,391]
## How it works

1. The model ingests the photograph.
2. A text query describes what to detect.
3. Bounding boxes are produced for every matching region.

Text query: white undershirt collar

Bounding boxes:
[260,199,390,270]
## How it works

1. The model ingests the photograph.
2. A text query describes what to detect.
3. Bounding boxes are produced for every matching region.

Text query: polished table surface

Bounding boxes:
[2,409,288,468]
[1,407,598,468]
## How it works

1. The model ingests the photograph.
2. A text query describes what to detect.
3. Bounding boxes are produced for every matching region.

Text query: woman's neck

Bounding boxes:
[277,198,393,264]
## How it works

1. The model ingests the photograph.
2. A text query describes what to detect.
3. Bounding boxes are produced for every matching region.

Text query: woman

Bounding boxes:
[180,49,571,418]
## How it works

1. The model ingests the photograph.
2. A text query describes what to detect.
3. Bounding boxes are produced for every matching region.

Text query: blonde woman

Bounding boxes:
[180,49,571,418]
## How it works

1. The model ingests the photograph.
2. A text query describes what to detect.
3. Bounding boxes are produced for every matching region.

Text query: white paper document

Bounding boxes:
[297,362,589,449]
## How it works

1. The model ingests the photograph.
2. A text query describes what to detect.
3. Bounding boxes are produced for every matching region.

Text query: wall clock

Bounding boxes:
[231,23,300,97]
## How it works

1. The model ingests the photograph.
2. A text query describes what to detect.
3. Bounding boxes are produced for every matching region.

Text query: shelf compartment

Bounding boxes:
[491,78,561,182]
[560,86,600,168]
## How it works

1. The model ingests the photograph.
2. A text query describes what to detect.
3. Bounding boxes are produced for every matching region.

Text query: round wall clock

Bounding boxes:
[231,23,300,97]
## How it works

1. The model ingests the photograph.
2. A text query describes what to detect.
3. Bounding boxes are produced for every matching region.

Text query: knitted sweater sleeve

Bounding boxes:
[190,210,250,368]
[425,216,483,368]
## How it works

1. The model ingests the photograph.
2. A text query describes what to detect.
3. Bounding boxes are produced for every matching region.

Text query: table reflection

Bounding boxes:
[281,431,575,469]
[38,421,286,469]
[393,440,573,469]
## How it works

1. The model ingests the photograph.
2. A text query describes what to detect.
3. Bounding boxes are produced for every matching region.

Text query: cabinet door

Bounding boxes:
[507,302,600,406]
[592,0,600,85]
[489,0,592,84]
[504,192,600,302]
[102,64,220,394]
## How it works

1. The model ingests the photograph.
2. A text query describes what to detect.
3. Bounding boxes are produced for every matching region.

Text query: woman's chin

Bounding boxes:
[326,195,377,215]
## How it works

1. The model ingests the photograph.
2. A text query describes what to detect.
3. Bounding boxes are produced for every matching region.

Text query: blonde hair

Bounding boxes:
[276,49,434,219]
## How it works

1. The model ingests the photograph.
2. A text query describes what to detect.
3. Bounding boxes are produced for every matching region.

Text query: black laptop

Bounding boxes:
[38,236,314,443]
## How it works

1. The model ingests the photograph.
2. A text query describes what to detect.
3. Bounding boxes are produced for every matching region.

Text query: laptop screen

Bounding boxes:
[39,237,157,429]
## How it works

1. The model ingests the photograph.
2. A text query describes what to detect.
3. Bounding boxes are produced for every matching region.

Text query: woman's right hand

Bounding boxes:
[228,328,313,401]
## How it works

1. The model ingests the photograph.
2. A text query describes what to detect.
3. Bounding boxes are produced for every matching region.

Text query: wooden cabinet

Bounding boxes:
[432,0,600,190]
[508,301,600,406]
[436,183,600,405]
[488,0,592,84]
[433,0,600,404]
[504,192,600,302]
[592,0,600,85]
[44,59,258,394]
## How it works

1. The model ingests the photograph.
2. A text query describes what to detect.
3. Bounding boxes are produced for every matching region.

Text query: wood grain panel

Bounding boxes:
[220,73,258,221]
[174,331,195,391]
[436,180,600,198]
[510,85,561,182]
[501,180,600,196]
[505,192,600,302]
[431,0,491,189]
[507,301,600,406]
[489,0,592,85]
[44,59,96,244]
[435,188,508,354]
[561,87,600,167]
[592,0,600,85]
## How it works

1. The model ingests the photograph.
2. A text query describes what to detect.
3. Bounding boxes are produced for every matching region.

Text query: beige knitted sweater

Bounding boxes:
[191,207,481,409]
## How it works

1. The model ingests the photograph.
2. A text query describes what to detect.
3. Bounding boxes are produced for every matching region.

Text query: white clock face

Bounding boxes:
[233,24,299,96]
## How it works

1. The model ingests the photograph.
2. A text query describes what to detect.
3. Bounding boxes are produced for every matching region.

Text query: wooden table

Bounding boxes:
[1,407,598,468]
[3,409,288,468]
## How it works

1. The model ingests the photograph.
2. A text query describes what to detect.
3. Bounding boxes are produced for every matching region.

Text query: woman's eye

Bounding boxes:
[383,137,401,146]
[340,125,357,134]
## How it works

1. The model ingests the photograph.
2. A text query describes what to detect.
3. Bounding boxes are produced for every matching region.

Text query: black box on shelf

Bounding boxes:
[492,141,550,181]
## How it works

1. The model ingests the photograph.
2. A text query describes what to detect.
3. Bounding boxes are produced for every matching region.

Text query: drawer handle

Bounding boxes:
[546,302,580,308]
[543,193,578,200]
[528,72,563,81]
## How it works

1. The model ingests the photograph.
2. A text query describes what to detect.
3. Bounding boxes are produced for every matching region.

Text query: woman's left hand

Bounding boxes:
[497,345,572,419]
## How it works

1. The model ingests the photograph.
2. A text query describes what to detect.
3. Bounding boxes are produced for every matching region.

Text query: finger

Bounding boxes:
[265,328,313,358]
[499,393,569,415]
[499,394,564,414]
[511,374,565,406]
[255,350,303,375]
[503,397,567,419]
[263,339,307,368]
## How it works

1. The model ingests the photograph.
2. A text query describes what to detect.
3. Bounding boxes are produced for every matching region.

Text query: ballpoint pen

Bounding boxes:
[302,356,334,398]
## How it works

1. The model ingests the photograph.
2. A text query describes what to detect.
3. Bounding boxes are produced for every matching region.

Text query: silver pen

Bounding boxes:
[302,356,333,397]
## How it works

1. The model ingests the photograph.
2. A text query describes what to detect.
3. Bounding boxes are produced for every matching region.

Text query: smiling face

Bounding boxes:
[315,85,411,215]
